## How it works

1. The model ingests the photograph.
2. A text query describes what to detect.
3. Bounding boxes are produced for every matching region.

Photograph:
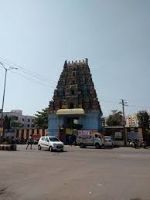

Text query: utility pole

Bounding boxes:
[0,62,18,137]
[120,99,128,146]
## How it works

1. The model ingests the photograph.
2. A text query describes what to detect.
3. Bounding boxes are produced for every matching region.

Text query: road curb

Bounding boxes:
[0,144,17,151]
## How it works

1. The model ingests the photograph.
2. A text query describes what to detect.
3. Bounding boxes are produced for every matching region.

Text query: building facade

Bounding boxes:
[3,110,35,129]
[126,114,139,127]
[48,59,103,142]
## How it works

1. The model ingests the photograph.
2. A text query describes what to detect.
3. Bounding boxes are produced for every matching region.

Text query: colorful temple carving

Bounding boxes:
[48,59,103,142]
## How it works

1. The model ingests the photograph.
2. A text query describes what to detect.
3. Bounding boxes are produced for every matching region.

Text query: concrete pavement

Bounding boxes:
[0,145,150,200]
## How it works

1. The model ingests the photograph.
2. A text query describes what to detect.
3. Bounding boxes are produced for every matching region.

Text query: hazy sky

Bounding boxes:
[0,0,150,117]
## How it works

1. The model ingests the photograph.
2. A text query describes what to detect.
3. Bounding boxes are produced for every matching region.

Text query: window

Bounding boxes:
[49,137,59,142]
[28,119,30,122]
[22,118,24,121]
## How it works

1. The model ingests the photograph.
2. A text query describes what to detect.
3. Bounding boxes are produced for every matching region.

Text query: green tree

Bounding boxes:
[137,111,150,143]
[34,108,48,129]
[4,115,23,129]
[11,121,23,128]
[106,110,123,126]
[137,111,149,129]
[3,115,11,129]
[10,115,23,128]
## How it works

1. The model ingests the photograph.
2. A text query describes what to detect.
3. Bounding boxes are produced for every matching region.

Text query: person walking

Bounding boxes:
[26,135,33,150]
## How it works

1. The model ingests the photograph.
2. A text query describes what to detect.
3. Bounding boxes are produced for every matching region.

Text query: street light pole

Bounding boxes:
[1,67,7,122]
[0,62,18,137]
[120,99,128,146]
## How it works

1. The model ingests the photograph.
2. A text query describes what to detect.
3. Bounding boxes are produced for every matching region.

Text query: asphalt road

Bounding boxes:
[0,145,150,200]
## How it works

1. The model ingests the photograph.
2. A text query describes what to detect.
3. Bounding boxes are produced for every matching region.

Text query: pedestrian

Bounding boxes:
[69,134,76,146]
[69,135,74,146]
[26,135,33,150]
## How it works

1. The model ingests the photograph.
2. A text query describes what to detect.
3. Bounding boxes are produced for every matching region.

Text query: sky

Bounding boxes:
[0,0,150,117]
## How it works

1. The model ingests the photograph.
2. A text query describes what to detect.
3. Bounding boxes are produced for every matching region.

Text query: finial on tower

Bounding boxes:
[64,60,67,68]
[85,58,88,64]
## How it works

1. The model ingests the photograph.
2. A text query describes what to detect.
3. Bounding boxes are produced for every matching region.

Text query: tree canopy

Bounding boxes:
[34,108,48,129]
[4,115,23,129]
[137,111,149,129]
[106,110,123,126]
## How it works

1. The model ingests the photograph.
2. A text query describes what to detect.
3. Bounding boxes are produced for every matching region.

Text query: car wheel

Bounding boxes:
[38,145,41,150]
[80,143,86,148]
[49,146,53,152]
[95,143,101,149]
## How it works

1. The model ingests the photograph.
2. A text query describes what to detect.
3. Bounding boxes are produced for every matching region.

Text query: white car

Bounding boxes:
[38,136,64,152]
[77,134,104,149]
[104,136,114,148]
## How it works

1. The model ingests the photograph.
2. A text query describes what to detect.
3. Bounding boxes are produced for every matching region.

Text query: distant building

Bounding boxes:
[103,114,139,128]
[126,114,139,127]
[3,110,35,129]
[48,59,103,142]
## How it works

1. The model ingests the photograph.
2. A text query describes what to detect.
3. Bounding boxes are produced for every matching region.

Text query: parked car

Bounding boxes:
[104,136,114,148]
[77,132,104,149]
[38,136,64,152]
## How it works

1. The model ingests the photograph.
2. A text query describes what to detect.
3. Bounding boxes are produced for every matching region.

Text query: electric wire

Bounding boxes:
[11,70,52,88]
[0,56,150,111]
[0,56,57,87]
[100,99,150,111]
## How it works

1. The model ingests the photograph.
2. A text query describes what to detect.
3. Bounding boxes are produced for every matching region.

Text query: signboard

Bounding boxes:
[78,130,91,138]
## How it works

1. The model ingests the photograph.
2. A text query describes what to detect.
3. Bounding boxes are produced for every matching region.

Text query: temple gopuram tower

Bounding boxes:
[48,58,103,141]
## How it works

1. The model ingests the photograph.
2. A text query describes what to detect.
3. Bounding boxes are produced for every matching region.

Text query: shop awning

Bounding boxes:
[56,108,85,116]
